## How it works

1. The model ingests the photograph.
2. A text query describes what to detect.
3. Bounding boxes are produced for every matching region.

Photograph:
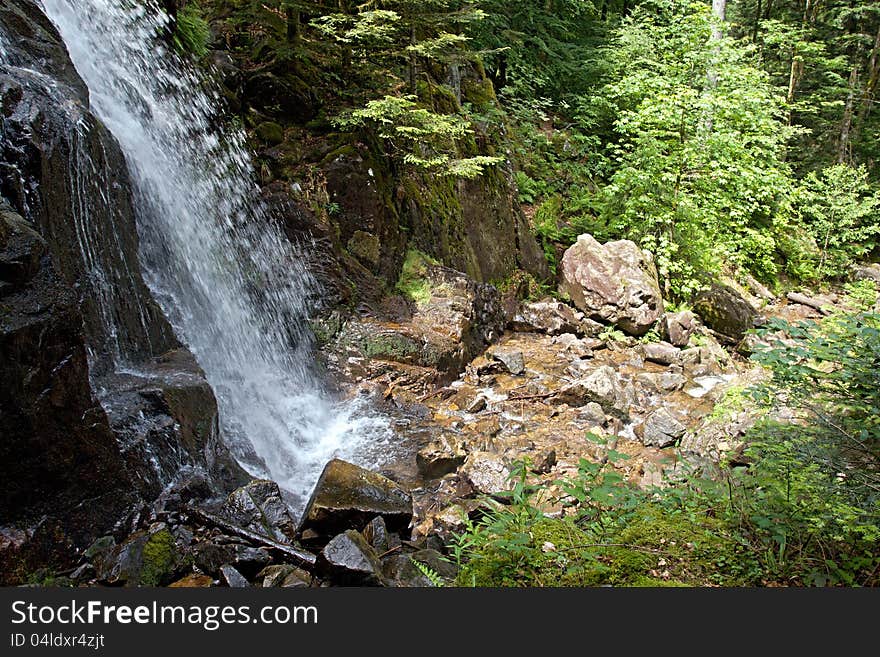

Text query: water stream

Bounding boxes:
[41,0,390,508]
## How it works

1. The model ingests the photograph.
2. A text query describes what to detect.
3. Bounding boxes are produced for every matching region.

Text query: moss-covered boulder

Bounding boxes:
[255,121,284,145]
[299,459,413,541]
[693,283,757,341]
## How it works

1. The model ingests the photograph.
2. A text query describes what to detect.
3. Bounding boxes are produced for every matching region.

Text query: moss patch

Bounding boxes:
[256,121,284,145]
[141,529,176,587]
[395,249,439,307]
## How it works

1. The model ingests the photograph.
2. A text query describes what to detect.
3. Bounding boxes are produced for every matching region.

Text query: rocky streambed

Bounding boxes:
[27,243,875,589]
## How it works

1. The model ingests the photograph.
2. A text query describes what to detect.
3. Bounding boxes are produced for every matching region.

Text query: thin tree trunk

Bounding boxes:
[856,24,880,130]
[753,0,763,42]
[712,0,727,41]
[838,7,865,164]
[409,23,417,95]
[838,65,859,163]
[286,5,301,46]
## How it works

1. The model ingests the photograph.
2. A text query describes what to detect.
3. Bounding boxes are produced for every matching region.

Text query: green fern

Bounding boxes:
[410,558,445,587]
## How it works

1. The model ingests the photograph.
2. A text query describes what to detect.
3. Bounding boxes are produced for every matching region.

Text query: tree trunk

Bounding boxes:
[286,5,301,46]
[837,5,866,164]
[711,0,727,42]
[838,62,860,164]
[752,0,763,42]
[409,23,417,95]
[856,24,880,131]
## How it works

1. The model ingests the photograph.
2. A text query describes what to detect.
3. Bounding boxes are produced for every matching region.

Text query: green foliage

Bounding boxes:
[743,311,880,584]
[843,279,879,312]
[410,558,446,586]
[172,3,211,58]
[335,95,502,177]
[793,164,880,280]
[454,449,761,587]
[595,0,795,297]
[395,249,439,305]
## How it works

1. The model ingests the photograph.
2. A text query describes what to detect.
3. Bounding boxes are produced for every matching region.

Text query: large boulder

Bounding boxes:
[299,460,413,540]
[333,265,505,377]
[693,283,757,341]
[558,234,663,336]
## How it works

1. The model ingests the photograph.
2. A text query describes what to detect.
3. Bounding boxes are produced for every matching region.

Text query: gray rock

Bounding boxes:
[321,530,384,586]
[220,564,249,588]
[221,479,297,542]
[579,401,608,425]
[558,234,663,336]
[637,408,687,448]
[460,452,513,495]
[95,526,178,587]
[853,263,880,284]
[363,516,389,553]
[658,371,688,392]
[510,299,603,337]
[490,349,526,375]
[557,365,634,418]
[642,341,681,365]
[192,542,271,578]
[299,459,413,539]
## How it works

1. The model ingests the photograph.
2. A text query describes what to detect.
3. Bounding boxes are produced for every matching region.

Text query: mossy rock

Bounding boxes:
[347,230,381,267]
[140,528,177,586]
[256,121,284,145]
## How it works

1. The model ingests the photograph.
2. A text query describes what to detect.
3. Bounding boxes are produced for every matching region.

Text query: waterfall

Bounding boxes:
[41,0,390,509]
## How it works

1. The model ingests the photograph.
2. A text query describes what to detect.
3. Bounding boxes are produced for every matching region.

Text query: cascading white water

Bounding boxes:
[41,0,391,508]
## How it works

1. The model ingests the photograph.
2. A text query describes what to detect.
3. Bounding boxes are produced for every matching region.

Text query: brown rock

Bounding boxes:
[558,234,663,336]
[299,459,413,539]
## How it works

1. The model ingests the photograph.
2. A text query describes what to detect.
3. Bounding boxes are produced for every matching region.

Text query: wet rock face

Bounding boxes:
[0,202,134,584]
[98,350,248,502]
[0,0,177,372]
[299,459,413,541]
[558,234,663,336]
[693,283,757,341]
[0,1,244,581]
[319,530,385,586]
[220,479,297,542]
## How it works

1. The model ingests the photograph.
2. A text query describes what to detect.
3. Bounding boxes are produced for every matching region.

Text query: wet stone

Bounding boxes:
[299,459,413,540]
[220,564,249,588]
[490,349,526,375]
[321,530,384,586]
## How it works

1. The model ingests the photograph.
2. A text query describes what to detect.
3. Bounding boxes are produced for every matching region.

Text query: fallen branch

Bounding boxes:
[786,292,833,315]
[186,506,317,569]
